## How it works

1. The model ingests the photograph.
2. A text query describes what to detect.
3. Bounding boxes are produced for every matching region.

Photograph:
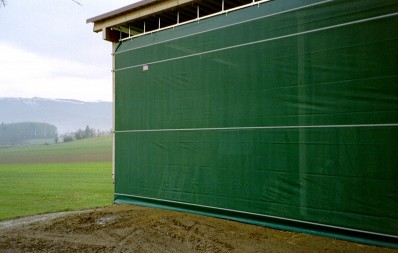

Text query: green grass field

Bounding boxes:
[0,136,113,221]
[0,136,112,164]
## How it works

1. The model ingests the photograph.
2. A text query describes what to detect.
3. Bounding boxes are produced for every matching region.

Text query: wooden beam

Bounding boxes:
[102,28,120,42]
[93,0,194,32]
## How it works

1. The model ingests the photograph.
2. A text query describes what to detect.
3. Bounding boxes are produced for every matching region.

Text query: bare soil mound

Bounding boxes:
[0,205,395,253]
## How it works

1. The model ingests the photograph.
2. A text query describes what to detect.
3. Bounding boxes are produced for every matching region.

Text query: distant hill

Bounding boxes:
[0,97,112,134]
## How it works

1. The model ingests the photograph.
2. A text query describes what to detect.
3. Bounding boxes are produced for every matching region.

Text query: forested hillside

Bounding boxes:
[0,122,57,145]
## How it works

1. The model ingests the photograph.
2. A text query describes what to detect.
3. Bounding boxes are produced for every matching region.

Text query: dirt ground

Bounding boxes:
[0,205,396,253]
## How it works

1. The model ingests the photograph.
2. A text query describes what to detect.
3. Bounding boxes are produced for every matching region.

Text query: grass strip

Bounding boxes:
[0,162,113,221]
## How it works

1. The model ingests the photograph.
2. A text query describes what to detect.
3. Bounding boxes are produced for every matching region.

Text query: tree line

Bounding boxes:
[62,126,110,143]
[0,122,110,145]
[0,122,57,145]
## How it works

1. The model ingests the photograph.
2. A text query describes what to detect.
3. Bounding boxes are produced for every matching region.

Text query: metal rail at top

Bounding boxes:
[119,0,272,42]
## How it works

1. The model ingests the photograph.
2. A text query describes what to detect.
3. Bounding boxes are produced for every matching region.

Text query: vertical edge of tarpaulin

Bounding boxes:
[112,42,116,185]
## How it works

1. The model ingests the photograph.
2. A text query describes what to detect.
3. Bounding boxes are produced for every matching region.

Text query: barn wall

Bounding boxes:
[114,0,398,247]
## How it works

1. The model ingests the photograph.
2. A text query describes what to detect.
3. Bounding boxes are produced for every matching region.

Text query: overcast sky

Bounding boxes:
[0,0,140,102]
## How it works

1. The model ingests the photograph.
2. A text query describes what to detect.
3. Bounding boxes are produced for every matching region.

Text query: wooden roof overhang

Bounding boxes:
[87,0,268,42]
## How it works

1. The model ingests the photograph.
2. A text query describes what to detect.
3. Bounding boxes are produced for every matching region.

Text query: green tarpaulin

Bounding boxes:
[113,0,398,247]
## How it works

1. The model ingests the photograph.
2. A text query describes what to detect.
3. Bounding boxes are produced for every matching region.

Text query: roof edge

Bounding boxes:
[86,0,163,24]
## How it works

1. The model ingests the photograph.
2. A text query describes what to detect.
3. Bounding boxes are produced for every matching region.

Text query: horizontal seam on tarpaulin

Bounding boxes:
[121,187,398,220]
[114,192,398,240]
[116,0,333,54]
[114,123,398,133]
[114,12,398,72]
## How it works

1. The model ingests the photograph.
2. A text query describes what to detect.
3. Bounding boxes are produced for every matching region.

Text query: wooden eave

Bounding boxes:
[87,0,262,42]
[87,0,195,33]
